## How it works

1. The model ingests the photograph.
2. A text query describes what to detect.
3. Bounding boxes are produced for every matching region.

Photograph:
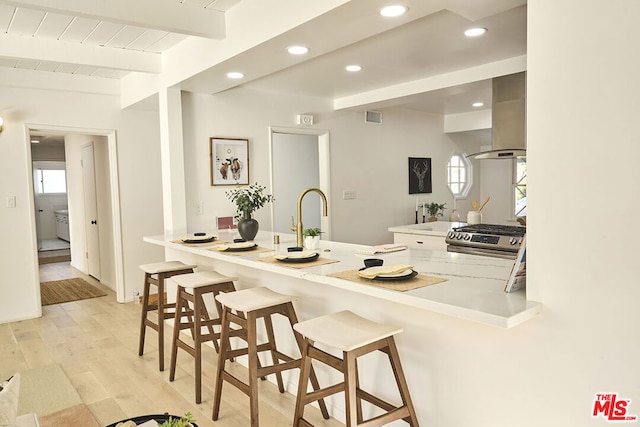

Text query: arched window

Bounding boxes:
[447,153,472,197]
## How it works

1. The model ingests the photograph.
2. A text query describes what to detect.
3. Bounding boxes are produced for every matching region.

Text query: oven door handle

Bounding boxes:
[446,245,517,260]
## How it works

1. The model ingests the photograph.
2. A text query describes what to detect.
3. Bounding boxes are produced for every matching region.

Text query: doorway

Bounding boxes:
[269,127,331,239]
[27,124,125,302]
[32,158,72,265]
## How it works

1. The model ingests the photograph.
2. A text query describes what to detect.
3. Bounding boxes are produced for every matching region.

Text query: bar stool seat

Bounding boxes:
[293,310,419,427]
[212,287,329,427]
[138,260,197,371]
[169,270,238,403]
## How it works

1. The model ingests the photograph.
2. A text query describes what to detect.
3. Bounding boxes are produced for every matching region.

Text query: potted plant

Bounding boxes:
[302,227,322,250]
[425,202,446,222]
[159,412,196,427]
[225,183,274,241]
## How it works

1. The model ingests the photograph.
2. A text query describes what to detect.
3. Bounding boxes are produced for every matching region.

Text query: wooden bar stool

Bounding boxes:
[169,270,238,403]
[293,310,419,427]
[138,260,197,371]
[212,287,329,427]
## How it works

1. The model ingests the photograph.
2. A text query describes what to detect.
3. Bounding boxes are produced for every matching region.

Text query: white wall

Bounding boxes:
[0,85,164,323]
[182,89,469,245]
[524,0,640,424]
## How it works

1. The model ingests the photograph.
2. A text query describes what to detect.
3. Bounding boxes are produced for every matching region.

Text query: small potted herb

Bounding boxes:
[425,202,446,222]
[302,227,322,250]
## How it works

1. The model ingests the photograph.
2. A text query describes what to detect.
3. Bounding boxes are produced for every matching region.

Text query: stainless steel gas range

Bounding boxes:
[445,224,526,259]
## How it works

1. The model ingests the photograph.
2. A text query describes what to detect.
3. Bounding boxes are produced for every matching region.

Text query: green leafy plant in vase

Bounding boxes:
[302,227,322,250]
[158,412,195,427]
[425,202,446,222]
[225,183,274,241]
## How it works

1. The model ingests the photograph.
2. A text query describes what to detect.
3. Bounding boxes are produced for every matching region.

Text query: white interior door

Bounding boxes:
[271,132,320,234]
[81,143,101,280]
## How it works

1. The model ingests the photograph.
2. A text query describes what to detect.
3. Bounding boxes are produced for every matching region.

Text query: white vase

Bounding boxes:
[304,236,320,250]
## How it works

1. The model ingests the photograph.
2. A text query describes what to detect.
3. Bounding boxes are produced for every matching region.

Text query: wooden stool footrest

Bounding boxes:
[256,359,300,378]
[302,382,344,405]
[358,388,397,412]
[359,407,411,427]
[221,371,250,396]
[296,418,314,427]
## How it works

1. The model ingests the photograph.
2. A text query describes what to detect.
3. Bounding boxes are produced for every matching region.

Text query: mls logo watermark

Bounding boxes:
[593,393,637,422]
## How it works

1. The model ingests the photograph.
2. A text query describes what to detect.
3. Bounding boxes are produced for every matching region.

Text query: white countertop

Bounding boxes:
[144,231,540,328]
[388,221,465,236]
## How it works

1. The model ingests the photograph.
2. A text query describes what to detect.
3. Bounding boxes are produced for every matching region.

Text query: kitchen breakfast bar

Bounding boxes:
[144,230,540,329]
[143,230,541,424]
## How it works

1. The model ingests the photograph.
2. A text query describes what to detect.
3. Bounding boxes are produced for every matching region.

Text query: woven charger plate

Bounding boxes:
[327,269,447,292]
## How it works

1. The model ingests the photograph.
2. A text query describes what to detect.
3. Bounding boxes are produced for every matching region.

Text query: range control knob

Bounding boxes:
[509,237,518,245]
[447,231,456,239]
[456,233,463,240]
[463,234,471,240]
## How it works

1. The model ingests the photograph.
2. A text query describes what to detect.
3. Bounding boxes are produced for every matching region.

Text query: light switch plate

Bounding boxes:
[343,190,356,200]
[6,196,16,208]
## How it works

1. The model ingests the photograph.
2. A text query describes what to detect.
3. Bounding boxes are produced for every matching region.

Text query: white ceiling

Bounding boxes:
[1,0,527,135]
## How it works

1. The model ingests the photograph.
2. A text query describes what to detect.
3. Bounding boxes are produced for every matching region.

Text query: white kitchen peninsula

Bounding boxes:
[144,230,539,328]
[144,230,540,425]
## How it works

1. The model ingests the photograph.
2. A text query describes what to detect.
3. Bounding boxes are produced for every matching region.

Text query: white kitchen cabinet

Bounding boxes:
[388,221,465,251]
[55,211,70,242]
[393,232,447,251]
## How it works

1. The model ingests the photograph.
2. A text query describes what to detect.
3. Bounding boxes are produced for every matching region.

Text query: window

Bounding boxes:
[33,162,67,194]
[447,153,472,197]
[514,157,527,217]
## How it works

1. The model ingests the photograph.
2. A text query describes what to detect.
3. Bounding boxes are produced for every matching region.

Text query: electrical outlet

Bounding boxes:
[343,190,356,200]
[6,196,16,208]
[196,201,204,215]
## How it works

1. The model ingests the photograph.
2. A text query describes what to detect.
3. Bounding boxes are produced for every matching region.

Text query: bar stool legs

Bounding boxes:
[168,270,237,403]
[212,287,329,427]
[138,261,197,371]
[293,310,419,427]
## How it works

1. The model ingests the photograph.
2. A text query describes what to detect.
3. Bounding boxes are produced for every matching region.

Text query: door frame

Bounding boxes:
[25,123,125,302]
[268,126,331,240]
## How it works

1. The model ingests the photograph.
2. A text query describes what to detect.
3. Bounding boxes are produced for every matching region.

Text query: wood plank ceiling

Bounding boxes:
[0,0,239,79]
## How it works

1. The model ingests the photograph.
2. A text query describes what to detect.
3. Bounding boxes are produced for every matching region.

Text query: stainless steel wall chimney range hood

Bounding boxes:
[467,72,526,159]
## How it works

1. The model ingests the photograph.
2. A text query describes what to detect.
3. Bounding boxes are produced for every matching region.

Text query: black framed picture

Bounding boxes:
[408,157,432,194]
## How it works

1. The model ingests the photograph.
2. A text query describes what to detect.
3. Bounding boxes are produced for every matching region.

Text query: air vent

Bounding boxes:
[365,110,383,124]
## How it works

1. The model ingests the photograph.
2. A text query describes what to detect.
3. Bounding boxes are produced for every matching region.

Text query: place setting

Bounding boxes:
[170,232,219,247]
[208,240,274,256]
[258,248,340,268]
[328,258,447,291]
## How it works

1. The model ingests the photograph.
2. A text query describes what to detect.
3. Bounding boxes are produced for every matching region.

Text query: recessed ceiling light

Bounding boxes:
[472,102,484,108]
[226,72,245,79]
[345,65,362,72]
[464,27,487,37]
[380,5,408,17]
[31,140,40,144]
[287,45,309,55]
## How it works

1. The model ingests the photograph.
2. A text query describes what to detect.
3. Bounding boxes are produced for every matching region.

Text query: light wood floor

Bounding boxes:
[0,262,343,427]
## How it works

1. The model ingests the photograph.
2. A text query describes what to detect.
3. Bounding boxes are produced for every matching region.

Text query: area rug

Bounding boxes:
[17,364,82,417]
[39,403,100,427]
[38,249,71,264]
[40,278,107,306]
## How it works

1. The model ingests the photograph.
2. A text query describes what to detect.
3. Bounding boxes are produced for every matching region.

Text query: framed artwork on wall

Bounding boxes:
[408,157,432,194]
[210,137,249,186]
